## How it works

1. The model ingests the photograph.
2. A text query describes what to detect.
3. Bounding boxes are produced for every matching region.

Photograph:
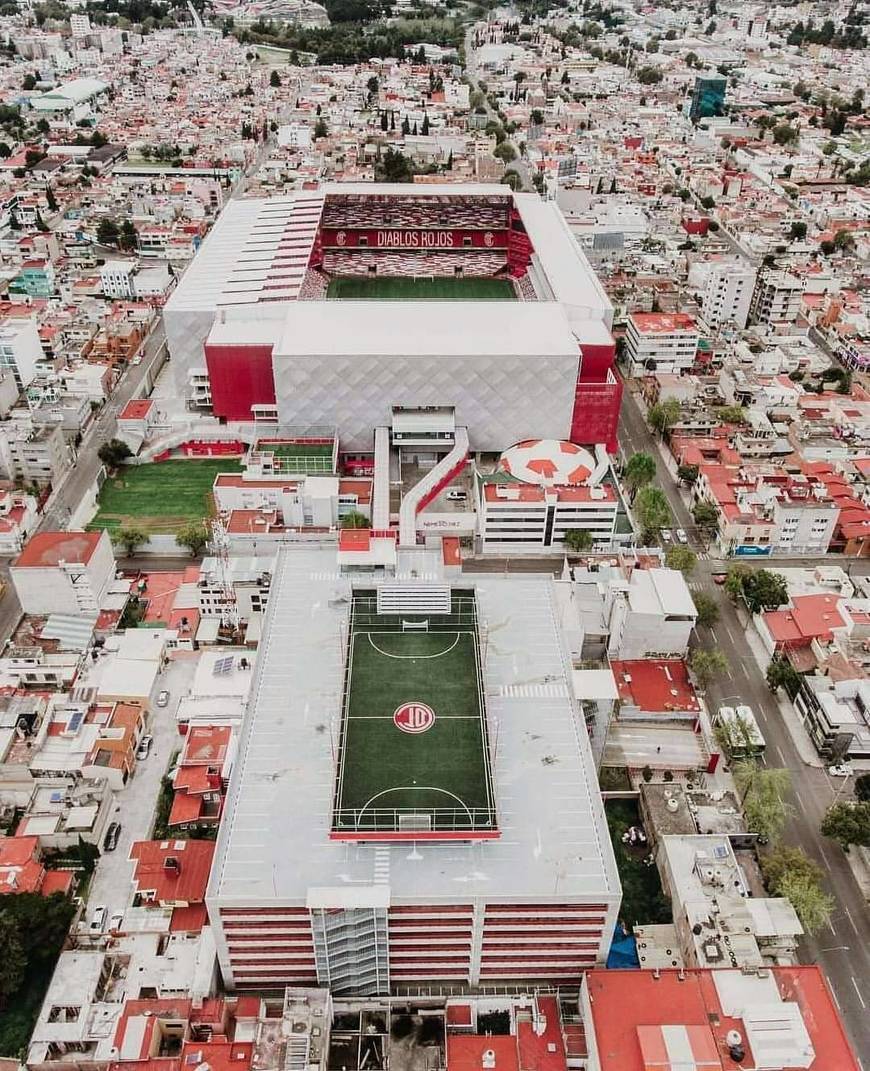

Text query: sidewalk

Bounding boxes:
[742,616,825,768]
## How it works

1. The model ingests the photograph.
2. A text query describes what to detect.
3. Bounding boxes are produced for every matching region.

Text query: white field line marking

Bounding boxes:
[851,977,866,1009]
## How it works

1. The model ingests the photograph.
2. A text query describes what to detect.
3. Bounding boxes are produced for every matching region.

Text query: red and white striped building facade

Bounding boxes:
[206,548,621,994]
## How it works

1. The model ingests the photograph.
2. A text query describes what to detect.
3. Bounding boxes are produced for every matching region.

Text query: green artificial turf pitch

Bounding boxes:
[326,276,516,301]
[335,618,495,832]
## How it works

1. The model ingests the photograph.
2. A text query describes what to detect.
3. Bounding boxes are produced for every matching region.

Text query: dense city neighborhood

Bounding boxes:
[0,0,866,1069]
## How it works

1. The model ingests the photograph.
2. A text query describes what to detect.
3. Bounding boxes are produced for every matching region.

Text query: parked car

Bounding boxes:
[446,489,467,501]
[828,763,853,778]
[661,529,674,543]
[136,734,153,760]
[108,912,124,931]
[103,822,121,852]
[89,906,108,933]
[712,571,727,585]
[156,690,170,708]
[675,528,688,544]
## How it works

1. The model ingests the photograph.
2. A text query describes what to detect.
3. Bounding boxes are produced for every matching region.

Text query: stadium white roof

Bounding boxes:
[208,545,620,906]
[166,185,612,330]
[274,301,579,358]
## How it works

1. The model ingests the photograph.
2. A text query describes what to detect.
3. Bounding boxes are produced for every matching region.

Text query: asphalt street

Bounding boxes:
[39,321,167,533]
[620,381,870,1064]
[465,29,533,192]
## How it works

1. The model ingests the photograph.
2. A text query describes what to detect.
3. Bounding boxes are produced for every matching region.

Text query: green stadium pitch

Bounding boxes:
[326,276,516,301]
[332,590,497,837]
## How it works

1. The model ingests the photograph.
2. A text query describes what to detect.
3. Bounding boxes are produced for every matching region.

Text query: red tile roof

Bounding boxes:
[763,593,847,647]
[15,530,103,567]
[447,1037,519,1071]
[128,840,215,904]
[119,399,154,420]
[610,659,700,713]
[585,967,860,1071]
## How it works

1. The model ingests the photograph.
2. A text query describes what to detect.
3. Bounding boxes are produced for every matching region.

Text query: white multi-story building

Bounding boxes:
[749,270,803,325]
[625,313,699,376]
[10,530,115,615]
[0,315,41,390]
[699,258,756,331]
[69,12,91,35]
[771,495,839,555]
[100,259,136,300]
[477,440,618,552]
[207,545,621,992]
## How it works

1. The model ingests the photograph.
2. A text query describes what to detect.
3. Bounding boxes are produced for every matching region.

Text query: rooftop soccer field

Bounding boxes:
[326,276,516,301]
[332,589,497,838]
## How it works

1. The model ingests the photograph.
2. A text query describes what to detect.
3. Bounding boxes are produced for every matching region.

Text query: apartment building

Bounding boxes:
[699,258,756,331]
[625,312,699,376]
[749,270,803,325]
[0,422,71,487]
[0,314,41,390]
[11,530,115,615]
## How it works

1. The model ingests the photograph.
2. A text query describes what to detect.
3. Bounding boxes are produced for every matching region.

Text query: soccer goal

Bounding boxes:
[402,619,429,632]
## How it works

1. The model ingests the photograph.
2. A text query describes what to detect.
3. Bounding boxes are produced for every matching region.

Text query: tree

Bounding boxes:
[96,218,120,246]
[689,647,728,689]
[648,397,681,437]
[692,591,719,628]
[641,764,653,783]
[313,118,328,139]
[421,112,430,136]
[772,123,799,146]
[636,66,663,85]
[375,148,414,183]
[564,528,593,552]
[176,521,210,557]
[692,501,719,533]
[742,569,788,614]
[22,73,36,91]
[97,438,132,470]
[716,404,746,424]
[759,846,833,935]
[46,185,58,212]
[766,657,802,699]
[677,463,699,485]
[119,219,138,251]
[623,452,656,499]
[665,545,697,575]
[340,510,369,529]
[634,486,671,544]
[0,913,26,1006]
[733,761,792,842]
[494,141,517,162]
[778,873,835,935]
[788,220,807,240]
[832,228,856,253]
[855,773,870,803]
[112,524,148,558]
[270,69,281,88]
[821,801,870,851]
[366,75,379,97]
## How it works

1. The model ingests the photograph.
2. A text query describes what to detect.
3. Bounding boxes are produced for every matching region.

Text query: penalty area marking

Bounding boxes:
[366,632,461,660]
[356,785,474,823]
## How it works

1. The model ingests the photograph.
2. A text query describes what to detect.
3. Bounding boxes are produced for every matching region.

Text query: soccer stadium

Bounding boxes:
[207,546,621,994]
[165,184,621,454]
[333,587,497,837]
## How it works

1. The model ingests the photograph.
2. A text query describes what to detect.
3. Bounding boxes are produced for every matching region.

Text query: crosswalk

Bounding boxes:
[494,682,570,699]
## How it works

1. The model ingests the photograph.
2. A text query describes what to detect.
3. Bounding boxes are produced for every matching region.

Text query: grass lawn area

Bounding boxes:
[606,799,672,932]
[90,459,242,535]
[326,276,516,301]
[335,594,494,832]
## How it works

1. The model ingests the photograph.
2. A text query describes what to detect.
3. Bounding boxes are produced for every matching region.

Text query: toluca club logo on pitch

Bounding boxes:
[394,702,436,734]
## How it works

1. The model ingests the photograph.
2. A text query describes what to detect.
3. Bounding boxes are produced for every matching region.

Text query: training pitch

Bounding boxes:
[332,590,497,835]
[326,276,516,301]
